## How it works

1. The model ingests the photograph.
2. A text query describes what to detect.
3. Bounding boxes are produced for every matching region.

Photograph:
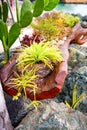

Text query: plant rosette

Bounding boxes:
[0,23,87,102]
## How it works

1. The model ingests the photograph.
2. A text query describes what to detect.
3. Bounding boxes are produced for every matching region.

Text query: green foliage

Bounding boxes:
[16,0,20,23]
[20,11,33,28]
[20,0,32,19]
[3,2,8,22]
[17,42,63,70]
[65,84,87,109]
[33,0,44,17]
[0,0,60,64]
[0,5,2,19]
[44,0,60,11]
[0,20,5,42]
[32,18,61,41]
[6,68,41,109]
[20,0,33,27]
[26,100,42,110]
[8,23,21,47]
[61,13,80,27]
[0,2,8,22]
[7,68,38,97]
[31,12,80,41]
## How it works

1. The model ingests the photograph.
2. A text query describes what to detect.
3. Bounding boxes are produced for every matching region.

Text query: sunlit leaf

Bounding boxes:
[20,11,33,28]
[20,0,32,19]
[33,0,44,17]
[44,0,60,11]
[8,23,21,48]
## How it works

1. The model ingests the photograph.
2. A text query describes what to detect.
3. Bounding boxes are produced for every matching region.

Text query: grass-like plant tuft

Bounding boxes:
[65,84,87,110]
[6,68,42,109]
[7,69,39,98]
[17,42,63,70]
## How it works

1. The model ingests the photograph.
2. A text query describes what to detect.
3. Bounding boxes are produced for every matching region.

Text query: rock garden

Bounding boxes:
[0,0,87,130]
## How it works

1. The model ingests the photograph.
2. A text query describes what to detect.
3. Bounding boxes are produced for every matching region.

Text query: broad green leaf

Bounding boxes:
[20,0,32,20]
[44,0,60,11]
[8,23,21,48]
[3,2,8,22]
[0,5,2,19]
[44,0,49,7]
[0,20,4,42]
[20,11,33,28]
[72,84,77,106]
[33,0,44,17]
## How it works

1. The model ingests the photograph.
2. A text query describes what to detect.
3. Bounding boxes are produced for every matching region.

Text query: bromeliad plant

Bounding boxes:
[0,0,60,64]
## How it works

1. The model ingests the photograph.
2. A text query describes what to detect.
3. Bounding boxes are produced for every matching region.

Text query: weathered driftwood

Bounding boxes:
[69,23,87,44]
[0,81,13,130]
[0,23,87,101]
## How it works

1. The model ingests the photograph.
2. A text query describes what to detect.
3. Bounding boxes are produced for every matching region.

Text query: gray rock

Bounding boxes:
[68,45,87,72]
[81,21,87,28]
[57,66,87,113]
[4,92,34,127]
[15,100,87,130]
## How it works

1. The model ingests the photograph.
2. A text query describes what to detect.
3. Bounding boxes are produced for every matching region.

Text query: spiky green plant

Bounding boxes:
[6,69,38,98]
[17,42,63,70]
[65,84,87,109]
[6,68,42,109]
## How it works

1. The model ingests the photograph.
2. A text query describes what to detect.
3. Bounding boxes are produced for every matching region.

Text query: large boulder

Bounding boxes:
[15,100,87,130]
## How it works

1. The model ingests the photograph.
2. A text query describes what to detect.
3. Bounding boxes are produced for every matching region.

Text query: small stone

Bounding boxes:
[41,105,51,120]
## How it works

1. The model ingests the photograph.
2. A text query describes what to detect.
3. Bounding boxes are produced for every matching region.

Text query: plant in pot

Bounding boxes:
[0,0,60,64]
[0,0,62,107]
[0,0,87,109]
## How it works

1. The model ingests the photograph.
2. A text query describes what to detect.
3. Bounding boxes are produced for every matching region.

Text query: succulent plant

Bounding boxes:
[31,12,80,41]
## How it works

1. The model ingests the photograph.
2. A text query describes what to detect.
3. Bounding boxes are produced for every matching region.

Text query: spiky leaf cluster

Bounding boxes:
[17,42,63,70]
[7,69,38,98]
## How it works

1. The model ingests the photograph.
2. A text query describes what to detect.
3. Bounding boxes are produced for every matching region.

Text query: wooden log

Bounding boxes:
[0,81,13,130]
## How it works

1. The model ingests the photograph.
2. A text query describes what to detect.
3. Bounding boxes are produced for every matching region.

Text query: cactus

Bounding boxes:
[0,0,60,64]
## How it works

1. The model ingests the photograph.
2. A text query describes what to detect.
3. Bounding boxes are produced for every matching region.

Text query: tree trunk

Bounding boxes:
[0,81,13,130]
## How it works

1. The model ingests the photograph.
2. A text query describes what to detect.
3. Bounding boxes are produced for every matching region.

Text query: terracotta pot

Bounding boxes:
[0,24,87,100]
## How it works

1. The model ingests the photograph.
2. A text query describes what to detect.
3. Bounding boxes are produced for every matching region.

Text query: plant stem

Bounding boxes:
[4,47,9,63]
[6,0,15,23]
[2,35,9,63]
[16,0,20,23]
